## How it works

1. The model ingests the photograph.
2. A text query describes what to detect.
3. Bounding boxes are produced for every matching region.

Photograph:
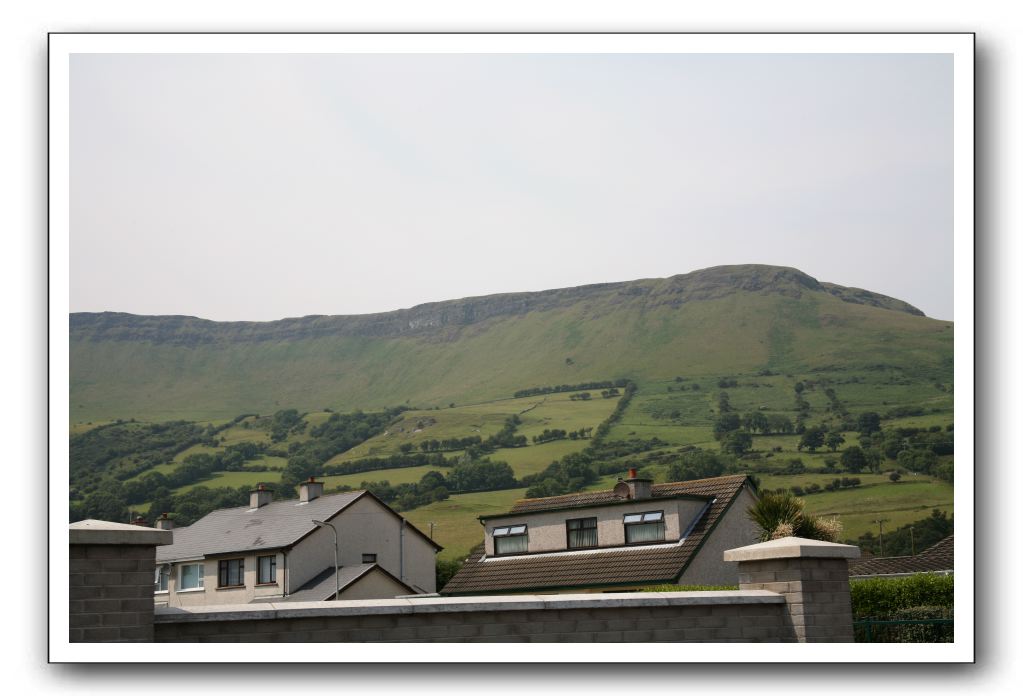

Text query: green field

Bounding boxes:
[330,392,618,465]
[402,488,529,561]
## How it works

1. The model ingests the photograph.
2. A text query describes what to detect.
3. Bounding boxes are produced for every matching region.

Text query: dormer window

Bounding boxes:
[493,524,528,555]
[566,517,598,549]
[624,511,665,543]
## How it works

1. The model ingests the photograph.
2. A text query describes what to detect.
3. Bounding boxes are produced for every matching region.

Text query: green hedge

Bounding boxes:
[850,574,953,619]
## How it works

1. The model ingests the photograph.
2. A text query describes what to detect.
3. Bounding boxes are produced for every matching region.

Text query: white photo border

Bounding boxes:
[48,31,974,663]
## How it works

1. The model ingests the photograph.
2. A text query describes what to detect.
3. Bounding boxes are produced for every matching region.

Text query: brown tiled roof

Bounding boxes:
[848,535,954,577]
[504,477,727,515]
[441,474,752,595]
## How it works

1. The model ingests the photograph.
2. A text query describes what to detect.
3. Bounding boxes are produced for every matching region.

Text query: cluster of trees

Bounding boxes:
[823,387,849,418]
[740,411,795,435]
[359,458,519,511]
[407,436,483,453]
[666,449,735,482]
[70,419,214,499]
[532,429,568,444]
[279,408,406,487]
[787,477,860,497]
[320,452,452,477]
[797,426,845,453]
[513,379,629,399]
[851,422,953,481]
[600,388,620,398]
[717,377,739,388]
[482,415,528,450]
[569,392,592,401]
[848,509,953,557]
[267,409,307,443]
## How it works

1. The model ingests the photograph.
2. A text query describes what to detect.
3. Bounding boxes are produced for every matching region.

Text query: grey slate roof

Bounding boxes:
[255,563,415,602]
[156,490,365,563]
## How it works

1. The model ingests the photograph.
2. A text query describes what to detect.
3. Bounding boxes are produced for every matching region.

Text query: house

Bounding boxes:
[847,535,954,580]
[154,478,441,607]
[440,470,760,595]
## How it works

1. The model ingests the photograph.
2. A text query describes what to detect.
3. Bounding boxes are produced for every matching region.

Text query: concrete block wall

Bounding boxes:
[68,520,860,643]
[154,592,791,642]
[69,520,172,643]
[727,536,859,643]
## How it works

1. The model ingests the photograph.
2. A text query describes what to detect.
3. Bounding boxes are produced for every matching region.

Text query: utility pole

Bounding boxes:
[429,522,436,540]
[910,527,915,556]
[874,518,890,556]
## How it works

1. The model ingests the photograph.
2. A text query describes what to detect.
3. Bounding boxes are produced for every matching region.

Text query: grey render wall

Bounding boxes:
[483,497,707,556]
[159,549,287,608]
[154,592,793,642]
[678,487,761,586]
[287,495,436,594]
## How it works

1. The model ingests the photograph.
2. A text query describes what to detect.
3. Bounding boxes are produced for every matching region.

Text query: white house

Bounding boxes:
[154,478,441,606]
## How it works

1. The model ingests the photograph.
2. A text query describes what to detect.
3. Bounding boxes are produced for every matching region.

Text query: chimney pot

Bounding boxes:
[250,485,273,509]
[154,513,175,530]
[624,469,652,500]
[300,476,324,503]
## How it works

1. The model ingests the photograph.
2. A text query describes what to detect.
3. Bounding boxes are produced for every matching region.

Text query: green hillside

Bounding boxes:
[69,265,955,561]
[70,265,951,424]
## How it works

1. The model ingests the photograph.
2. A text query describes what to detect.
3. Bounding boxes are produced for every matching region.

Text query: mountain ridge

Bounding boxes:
[70,265,924,345]
[69,264,948,422]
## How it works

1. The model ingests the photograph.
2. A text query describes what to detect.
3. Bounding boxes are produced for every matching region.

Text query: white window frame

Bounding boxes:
[177,562,205,592]
[492,524,528,555]
[624,510,666,544]
[155,564,169,594]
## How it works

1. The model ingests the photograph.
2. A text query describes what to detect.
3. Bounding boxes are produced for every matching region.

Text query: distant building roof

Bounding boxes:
[254,563,415,602]
[848,535,954,578]
[441,474,752,595]
[157,489,441,563]
[156,490,366,563]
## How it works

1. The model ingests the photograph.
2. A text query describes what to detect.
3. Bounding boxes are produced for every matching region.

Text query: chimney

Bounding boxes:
[250,483,273,509]
[624,468,652,500]
[154,512,174,530]
[299,476,324,503]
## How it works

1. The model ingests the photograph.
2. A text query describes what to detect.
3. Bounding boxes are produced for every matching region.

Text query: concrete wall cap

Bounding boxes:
[722,536,860,562]
[69,519,173,546]
[154,589,784,623]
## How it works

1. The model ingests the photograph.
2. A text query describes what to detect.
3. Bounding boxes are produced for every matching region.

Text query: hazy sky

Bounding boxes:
[70,52,954,321]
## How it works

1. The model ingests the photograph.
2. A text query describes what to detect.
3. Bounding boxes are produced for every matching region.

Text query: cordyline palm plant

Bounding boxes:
[747,491,842,542]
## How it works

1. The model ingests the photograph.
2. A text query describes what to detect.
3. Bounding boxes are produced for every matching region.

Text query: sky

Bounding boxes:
[70,52,954,321]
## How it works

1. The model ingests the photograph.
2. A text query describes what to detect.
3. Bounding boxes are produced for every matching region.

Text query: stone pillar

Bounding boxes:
[69,519,173,642]
[724,536,860,643]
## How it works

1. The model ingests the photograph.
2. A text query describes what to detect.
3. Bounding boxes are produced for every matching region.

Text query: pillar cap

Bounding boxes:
[69,519,173,546]
[723,536,860,562]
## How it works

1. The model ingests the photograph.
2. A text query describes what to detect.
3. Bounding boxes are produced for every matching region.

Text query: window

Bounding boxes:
[155,565,169,593]
[178,562,204,591]
[218,558,245,588]
[567,517,598,549]
[257,555,276,584]
[624,511,665,544]
[362,553,377,564]
[492,524,528,555]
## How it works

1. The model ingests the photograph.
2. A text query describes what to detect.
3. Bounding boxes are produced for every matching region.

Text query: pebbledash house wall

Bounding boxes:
[677,487,761,586]
[70,520,861,643]
[482,497,709,556]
